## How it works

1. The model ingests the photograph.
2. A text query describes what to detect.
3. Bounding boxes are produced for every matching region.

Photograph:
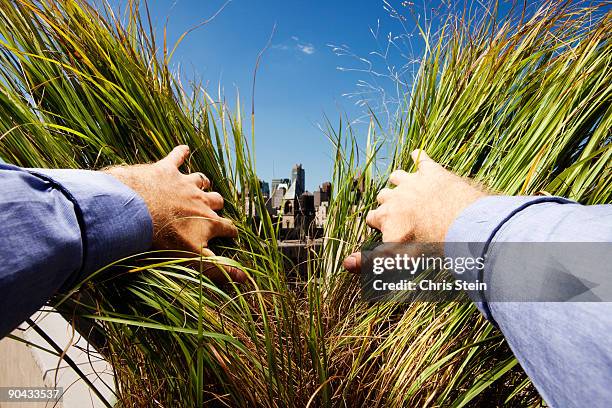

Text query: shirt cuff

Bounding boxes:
[444,196,574,322]
[27,168,153,282]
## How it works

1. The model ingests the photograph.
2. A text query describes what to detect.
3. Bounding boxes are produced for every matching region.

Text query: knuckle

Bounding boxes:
[204,192,224,208]
[211,192,224,204]
[217,218,238,237]
[389,170,408,184]
[377,205,388,216]
[376,188,392,203]
[366,210,378,225]
[223,217,237,229]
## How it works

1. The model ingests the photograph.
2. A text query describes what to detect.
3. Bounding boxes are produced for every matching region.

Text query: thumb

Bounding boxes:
[161,145,190,168]
[343,252,362,273]
[410,149,438,171]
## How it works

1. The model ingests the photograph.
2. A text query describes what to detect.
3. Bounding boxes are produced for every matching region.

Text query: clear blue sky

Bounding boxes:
[111,1,513,190]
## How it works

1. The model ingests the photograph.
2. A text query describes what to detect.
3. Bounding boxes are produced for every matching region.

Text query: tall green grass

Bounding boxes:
[0,0,609,406]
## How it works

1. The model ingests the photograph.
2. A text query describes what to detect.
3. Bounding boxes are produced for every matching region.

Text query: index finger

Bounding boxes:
[159,145,190,168]
[195,248,247,283]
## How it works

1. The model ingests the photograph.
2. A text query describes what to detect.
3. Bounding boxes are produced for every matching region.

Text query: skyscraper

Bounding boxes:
[291,164,305,196]
[259,180,270,197]
[314,181,331,207]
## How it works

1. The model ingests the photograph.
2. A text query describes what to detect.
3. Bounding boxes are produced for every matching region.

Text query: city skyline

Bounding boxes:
[266,163,330,197]
[247,162,332,241]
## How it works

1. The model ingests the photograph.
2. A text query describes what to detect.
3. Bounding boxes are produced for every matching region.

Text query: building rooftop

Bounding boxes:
[276,182,289,192]
[283,181,296,200]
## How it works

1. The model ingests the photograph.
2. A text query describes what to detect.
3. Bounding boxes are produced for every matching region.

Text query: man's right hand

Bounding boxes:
[104,145,245,282]
[343,150,486,273]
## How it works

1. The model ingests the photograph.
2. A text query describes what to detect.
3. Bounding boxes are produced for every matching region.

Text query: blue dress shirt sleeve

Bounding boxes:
[0,164,153,338]
[445,196,612,408]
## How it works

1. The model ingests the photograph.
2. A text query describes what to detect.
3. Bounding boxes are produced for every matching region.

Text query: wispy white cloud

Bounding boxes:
[273,36,316,55]
[297,43,316,55]
[271,44,290,51]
